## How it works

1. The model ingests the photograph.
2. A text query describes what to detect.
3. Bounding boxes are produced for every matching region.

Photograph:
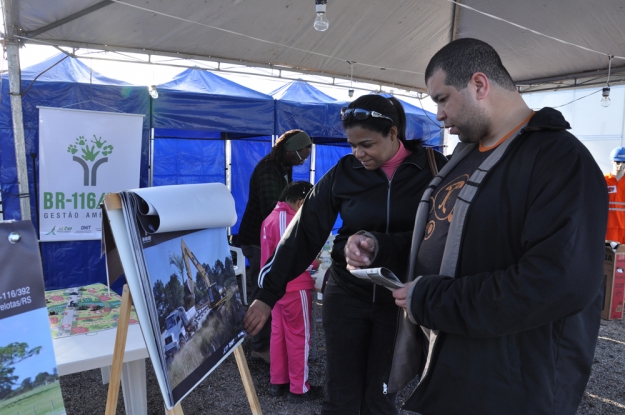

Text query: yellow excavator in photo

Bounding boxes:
[181,239,226,309]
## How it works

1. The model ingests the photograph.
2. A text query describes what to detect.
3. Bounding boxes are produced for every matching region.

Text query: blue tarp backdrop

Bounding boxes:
[151,68,276,235]
[272,80,347,144]
[0,56,442,290]
[0,54,150,291]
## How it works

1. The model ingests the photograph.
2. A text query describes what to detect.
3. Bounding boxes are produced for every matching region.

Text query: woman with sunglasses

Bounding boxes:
[244,94,447,414]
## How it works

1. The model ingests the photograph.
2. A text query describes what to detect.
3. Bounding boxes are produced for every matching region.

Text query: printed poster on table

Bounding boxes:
[38,107,143,241]
[0,220,66,415]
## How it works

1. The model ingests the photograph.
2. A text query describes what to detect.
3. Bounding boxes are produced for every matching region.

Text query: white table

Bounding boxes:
[53,323,149,415]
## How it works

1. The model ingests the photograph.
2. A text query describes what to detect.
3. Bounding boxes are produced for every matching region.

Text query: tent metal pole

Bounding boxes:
[310,144,316,184]
[149,128,154,187]
[225,139,232,192]
[6,42,31,221]
[225,139,232,237]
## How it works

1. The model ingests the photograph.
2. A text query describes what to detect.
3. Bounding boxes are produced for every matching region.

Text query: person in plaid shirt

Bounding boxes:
[238,129,312,362]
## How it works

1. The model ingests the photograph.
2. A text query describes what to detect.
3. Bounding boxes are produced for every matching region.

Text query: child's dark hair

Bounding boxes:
[341,94,407,144]
[279,181,314,203]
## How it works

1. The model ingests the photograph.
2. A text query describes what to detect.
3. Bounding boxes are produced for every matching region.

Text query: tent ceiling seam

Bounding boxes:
[24,1,113,38]
[450,1,461,42]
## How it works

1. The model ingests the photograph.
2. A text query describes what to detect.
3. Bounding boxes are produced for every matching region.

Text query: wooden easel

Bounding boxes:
[103,193,262,415]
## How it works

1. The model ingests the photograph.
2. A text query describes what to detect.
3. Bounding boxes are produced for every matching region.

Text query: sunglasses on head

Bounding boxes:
[340,107,393,123]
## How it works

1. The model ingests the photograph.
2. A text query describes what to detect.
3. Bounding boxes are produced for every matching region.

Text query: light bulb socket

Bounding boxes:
[348,89,354,98]
[148,85,159,99]
[603,87,611,98]
[316,0,327,13]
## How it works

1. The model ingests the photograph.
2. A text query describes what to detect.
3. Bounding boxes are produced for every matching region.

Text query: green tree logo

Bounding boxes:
[67,135,114,186]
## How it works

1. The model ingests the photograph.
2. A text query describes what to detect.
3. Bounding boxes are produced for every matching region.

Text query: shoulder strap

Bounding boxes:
[426,147,438,177]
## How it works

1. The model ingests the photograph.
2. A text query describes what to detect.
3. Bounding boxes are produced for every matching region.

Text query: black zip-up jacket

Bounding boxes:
[238,156,292,246]
[256,142,447,308]
[373,108,608,415]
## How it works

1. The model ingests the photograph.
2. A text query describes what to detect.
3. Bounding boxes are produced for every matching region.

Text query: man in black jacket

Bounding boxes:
[345,38,608,415]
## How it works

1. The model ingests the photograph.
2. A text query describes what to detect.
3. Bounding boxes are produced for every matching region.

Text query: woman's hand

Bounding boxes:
[243,300,271,336]
[344,234,376,270]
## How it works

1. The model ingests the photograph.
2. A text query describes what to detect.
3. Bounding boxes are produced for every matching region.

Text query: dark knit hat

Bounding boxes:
[283,131,312,151]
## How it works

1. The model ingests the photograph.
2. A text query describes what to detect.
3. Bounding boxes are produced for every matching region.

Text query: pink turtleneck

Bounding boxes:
[380,139,412,179]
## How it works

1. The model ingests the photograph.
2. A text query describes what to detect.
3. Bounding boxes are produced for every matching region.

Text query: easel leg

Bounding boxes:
[165,403,184,415]
[234,345,263,415]
[105,285,133,415]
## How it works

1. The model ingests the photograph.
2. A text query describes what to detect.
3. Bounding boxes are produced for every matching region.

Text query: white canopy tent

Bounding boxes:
[3,0,625,218]
[4,0,625,91]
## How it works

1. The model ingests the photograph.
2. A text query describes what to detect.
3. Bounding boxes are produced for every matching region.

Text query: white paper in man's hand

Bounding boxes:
[350,267,405,291]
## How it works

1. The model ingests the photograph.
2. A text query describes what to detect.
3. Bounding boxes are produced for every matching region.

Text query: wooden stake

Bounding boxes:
[104,284,133,415]
[234,345,262,415]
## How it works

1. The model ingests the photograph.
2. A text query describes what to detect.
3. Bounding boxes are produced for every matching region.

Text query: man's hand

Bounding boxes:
[243,300,271,336]
[393,281,414,311]
[344,234,377,270]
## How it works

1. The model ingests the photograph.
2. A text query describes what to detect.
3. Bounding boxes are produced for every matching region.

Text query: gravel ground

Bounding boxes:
[58,295,625,415]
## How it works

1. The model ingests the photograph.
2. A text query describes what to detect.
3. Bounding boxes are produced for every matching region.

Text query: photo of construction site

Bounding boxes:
[142,227,246,398]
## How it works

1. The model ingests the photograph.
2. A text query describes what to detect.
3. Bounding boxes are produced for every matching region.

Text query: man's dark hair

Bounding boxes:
[425,38,516,92]
[279,181,313,203]
[342,94,410,144]
[267,129,311,161]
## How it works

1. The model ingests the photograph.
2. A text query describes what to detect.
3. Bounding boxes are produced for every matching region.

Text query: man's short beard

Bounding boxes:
[456,95,491,143]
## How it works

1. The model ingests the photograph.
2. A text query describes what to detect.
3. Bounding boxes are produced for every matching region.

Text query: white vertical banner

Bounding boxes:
[39,107,143,241]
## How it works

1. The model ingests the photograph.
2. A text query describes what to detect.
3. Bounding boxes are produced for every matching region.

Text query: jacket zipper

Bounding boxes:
[373,178,393,303]
[382,155,427,391]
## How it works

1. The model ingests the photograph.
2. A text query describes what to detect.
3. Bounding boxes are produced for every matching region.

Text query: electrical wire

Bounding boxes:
[110,0,424,76]
[531,89,603,110]
[415,94,442,127]
[447,0,625,61]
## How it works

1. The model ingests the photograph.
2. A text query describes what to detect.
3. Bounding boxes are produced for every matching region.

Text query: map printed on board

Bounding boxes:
[45,283,138,338]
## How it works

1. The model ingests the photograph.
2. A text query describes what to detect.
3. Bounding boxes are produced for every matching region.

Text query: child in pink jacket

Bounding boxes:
[260,181,322,402]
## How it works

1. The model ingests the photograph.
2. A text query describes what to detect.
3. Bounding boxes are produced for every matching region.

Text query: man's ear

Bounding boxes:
[471,72,490,100]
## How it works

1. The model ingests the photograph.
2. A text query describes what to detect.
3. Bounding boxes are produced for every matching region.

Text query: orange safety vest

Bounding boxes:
[605,173,625,243]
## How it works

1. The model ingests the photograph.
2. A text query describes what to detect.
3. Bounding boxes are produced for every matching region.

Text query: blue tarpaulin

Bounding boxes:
[272,80,347,144]
[0,54,150,291]
[153,69,274,138]
[151,69,276,236]
[399,97,443,149]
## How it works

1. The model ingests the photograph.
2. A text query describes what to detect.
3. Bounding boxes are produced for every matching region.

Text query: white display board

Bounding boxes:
[38,107,143,241]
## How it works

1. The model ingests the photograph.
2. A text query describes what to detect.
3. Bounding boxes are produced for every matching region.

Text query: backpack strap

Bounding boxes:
[426,147,438,177]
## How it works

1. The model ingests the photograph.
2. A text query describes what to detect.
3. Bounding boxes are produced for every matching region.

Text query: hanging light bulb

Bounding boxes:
[601,87,611,107]
[314,0,329,32]
[148,85,158,99]
[601,55,613,108]
[348,60,354,98]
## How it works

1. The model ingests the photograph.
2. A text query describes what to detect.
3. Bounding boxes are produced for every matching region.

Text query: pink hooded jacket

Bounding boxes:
[261,201,314,292]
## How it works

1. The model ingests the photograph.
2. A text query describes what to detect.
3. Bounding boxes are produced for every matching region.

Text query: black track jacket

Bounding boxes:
[256,142,447,308]
[372,107,608,415]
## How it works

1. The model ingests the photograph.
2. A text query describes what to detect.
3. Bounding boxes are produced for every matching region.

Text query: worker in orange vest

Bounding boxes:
[606,146,625,243]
